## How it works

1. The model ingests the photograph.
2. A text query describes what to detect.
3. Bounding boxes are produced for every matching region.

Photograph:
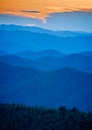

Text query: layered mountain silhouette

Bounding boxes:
[79,51,92,57]
[0,51,92,73]
[0,62,92,111]
[0,55,35,67]
[0,24,92,112]
[0,50,9,56]
[0,61,41,86]
[0,24,92,37]
[15,49,65,60]
[0,30,92,53]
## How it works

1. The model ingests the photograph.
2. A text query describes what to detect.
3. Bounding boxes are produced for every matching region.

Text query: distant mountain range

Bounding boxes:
[79,51,92,57]
[15,49,65,59]
[0,30,92,53]
[0,61,92,111]
[0,24,92,112]
[0,61,41,86]
[0,50,92,73]
[0,50,9,56]
[0,24,92,37]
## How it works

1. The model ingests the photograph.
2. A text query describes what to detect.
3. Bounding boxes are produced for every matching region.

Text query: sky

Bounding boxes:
[0,0,92,32]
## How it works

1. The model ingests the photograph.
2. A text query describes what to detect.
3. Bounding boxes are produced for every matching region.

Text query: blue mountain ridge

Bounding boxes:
[0,51,92,73]
[0,61,42,86]
[0,24,92,112]
[0,24,92,37]
[0,50,9,56]
[79,51,92,57]
[15,49,66,59]
[0,30,92,53]
[0,61,92,111]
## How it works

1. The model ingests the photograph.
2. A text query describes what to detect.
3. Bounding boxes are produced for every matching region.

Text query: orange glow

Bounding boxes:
[0,0,92,20]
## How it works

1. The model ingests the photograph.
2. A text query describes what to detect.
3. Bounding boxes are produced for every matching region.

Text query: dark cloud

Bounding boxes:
[5,10,15,12]
[21,10,40,13]
[74,8,92,12]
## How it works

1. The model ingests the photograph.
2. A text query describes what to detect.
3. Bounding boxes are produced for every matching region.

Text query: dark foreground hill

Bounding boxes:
[0,62,92,111]
[0,103,92,130]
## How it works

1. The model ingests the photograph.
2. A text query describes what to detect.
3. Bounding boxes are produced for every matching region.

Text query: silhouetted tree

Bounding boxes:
[0,103,92,130]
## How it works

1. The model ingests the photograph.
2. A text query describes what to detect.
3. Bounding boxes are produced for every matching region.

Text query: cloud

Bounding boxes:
[0,14,43,26]
[76,8,92,12]
[21,10,40,14]
[0,11,92,32]
[26,23,36,26]
[46,6,92,13]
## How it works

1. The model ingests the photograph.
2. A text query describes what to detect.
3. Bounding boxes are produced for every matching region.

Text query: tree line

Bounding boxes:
[0,103,92,130]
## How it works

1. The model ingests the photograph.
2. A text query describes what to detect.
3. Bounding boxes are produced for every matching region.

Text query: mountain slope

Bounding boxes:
[15,49,65,60]
[0,53,92,73]
[79,51,92,57]
[0,61,41,86]
[0,50,9,56]
[0,30,92,53]
[0,24,92,37]
[59,54,92,73]
[34,53,92,72]
[0,67,92,111]
[0,55,35,67]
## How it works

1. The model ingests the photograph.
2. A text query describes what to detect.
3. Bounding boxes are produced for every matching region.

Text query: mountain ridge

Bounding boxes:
[15,49,66,59]
[0,64,92,111]
[0,52,92,73]
[1,24,92,37]
[0,30,92,54]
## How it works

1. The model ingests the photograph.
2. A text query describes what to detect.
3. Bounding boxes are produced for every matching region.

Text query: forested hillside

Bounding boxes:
[0,103,92,130]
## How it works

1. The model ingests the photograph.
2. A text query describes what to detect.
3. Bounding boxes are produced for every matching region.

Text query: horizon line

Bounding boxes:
[0,24,92,33]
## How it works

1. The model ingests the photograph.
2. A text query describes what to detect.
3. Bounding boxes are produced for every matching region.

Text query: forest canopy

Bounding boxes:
[0,103,92,130]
